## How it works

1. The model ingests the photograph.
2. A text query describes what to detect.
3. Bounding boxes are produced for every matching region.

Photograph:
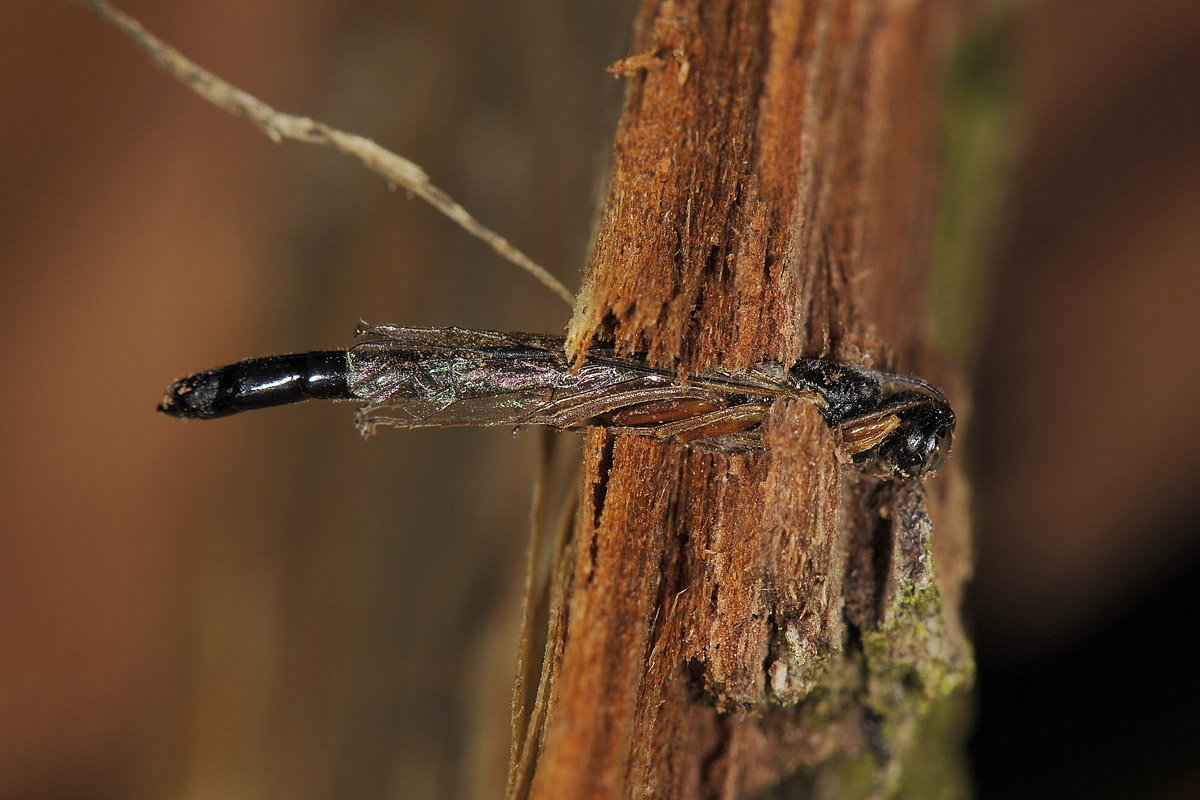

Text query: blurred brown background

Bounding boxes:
[1,1,1197,798]
[968,1,1200,796]
[1,1,633,797]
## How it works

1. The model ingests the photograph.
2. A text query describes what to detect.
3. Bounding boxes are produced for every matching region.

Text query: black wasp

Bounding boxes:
[159,323,954,480]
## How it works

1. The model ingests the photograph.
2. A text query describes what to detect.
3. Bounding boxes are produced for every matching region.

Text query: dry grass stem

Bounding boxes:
[74,0,576,308]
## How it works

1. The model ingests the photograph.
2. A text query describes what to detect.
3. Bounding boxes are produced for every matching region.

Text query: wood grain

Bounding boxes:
[524,1,974,797]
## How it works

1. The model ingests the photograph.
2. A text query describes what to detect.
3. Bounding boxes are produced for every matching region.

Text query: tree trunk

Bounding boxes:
[512,1,974,797]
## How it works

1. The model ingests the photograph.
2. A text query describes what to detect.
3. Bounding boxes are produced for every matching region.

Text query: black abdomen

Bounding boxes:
[158,351,351,419]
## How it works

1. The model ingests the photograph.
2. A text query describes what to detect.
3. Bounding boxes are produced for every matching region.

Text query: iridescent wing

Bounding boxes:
[349,325,754,436]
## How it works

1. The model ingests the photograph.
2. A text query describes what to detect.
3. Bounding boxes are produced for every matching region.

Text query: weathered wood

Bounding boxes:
[522,0,973,797]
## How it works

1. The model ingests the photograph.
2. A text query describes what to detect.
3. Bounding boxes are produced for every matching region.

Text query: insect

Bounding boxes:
[160,323,955,480]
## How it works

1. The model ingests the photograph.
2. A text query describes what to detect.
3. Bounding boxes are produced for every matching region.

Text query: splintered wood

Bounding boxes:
[526,0,973,798]
[566,0,944,373]
[529,405,846,798]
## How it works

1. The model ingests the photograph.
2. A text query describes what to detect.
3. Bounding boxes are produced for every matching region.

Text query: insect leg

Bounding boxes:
[527,385,728,429]
[608,397,725,426]
[623,403,768,442]
[837,412,902,455]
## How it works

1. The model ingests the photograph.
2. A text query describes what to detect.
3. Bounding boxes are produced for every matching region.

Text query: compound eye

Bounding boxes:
[924,422,953,472]
[882,406,954,479]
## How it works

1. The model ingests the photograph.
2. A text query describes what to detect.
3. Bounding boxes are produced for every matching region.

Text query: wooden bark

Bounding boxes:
[514,1,974,798]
